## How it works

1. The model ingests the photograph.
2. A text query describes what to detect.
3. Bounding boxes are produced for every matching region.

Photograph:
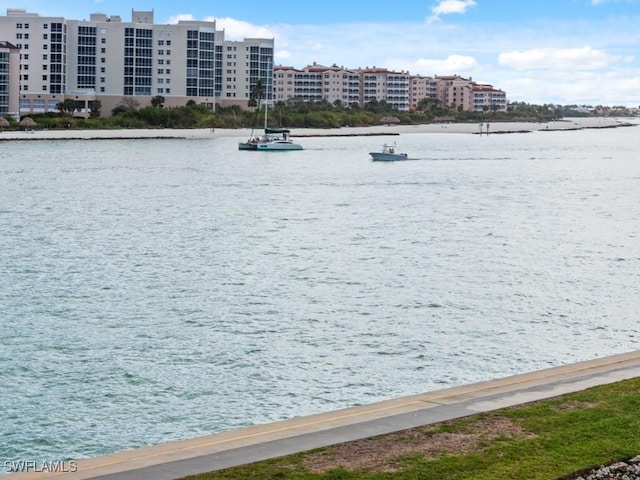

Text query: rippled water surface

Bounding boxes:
[2,125,640,462]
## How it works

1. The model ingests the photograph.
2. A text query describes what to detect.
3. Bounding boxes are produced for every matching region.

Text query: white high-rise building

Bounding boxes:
[0,40,20,118]
[0,8,274,117]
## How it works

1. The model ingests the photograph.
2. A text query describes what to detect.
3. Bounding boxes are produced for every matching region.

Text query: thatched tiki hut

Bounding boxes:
[19,117,36,129]
[0,117,9,131]
[379,116,400,125]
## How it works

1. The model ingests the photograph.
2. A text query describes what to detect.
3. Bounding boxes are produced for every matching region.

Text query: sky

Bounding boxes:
[2,0,640,106]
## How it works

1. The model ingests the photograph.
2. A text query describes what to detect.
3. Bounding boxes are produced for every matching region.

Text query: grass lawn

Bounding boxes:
[182,377,640,480]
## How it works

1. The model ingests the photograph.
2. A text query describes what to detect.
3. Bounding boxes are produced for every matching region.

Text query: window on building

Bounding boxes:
[166,50,170,55]
[43,44,47,50]
[158,40,164,45]
[42,54,47,60]
[158,49,163,55]
[25,23,29,28]
[100,87,105,92]
[42,75,47,81]
[42,85,47,90]
[42,64,47,70]
[166,40,171,46]
[16,23,22,29]
[165,69,170,74]
[16,33,22,39]
[101,38,106,43]
[24,33,29,39]
[157,59,164,64]
[157,88,163,93]
[166,60,170,65]
[165,88,170,93]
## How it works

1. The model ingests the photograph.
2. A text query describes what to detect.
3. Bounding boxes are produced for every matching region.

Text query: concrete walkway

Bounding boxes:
[8,350,640,480]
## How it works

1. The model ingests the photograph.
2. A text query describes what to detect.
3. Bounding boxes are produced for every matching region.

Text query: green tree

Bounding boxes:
[89,100,102,118]
[151,95,165,108]
[364,99,393,113]
[251,79,265,102]
[417,96,441,112]
[112,97,140,116]
[56,99,81,115]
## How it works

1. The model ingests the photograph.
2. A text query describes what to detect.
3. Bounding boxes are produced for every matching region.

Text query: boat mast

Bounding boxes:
[264,102,268,130]
[264,55,273,130]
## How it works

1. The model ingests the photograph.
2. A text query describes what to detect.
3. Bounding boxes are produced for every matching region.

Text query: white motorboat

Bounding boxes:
[369,143,408,161]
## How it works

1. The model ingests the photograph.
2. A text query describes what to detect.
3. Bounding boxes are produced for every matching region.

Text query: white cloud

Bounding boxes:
[413,55,479,75]
[432,0,477,15]
[498,47,623,71]
[501,69,640,106]
[276,50,292,61]
[166,13,195,24]
[206,17,276,41]
[428,0,477,22]
[165,14,276,41]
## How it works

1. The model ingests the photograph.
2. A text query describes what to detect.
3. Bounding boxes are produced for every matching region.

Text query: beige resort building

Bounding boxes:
[274,63,507,112]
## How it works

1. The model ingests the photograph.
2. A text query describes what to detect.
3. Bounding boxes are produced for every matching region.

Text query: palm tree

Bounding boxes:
[251,79,265,104]
[151,95,165,108]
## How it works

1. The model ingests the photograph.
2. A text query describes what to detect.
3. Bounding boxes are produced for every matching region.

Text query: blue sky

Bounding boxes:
[3,0,640,106]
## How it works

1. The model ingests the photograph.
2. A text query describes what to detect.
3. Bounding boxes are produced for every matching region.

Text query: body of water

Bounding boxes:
[1,125,639,462]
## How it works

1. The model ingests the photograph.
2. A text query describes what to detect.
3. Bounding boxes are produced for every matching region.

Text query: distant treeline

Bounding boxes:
[5,97,635,131]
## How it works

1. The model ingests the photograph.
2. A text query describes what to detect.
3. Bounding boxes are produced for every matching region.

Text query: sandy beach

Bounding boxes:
[0,116,636,141]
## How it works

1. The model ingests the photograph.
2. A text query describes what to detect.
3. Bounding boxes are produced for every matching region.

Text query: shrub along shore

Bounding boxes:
[0,116,635,141]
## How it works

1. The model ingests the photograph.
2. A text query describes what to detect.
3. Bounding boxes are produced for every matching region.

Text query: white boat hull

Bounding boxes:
[369,152,408,161]
[257,140,303,151]
[238,141,258,150]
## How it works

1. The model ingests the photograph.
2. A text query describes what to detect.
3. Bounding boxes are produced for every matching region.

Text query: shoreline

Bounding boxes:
[0,117,636,141]
[6,351,640,479]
